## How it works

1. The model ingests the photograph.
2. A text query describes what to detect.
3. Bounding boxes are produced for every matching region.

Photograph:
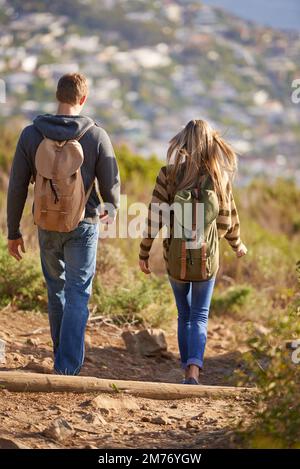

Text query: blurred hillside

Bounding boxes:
[0,0,299,185]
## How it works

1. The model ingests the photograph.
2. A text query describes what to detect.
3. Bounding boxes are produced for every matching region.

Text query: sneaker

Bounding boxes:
[184,377,199,385]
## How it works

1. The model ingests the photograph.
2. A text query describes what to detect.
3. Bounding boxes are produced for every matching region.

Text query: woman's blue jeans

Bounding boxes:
[169,276,216,370]
[38,220,99,375]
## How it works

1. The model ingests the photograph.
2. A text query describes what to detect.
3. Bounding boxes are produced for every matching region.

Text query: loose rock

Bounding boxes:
[150,416,169,425]
[43,418,74,442]
[90,395,139,412]
[26,337,40,346]
[122,328,168,357]
[82,413,107,425]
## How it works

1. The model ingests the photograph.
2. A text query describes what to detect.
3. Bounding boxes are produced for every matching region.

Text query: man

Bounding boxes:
[7,73,120,375]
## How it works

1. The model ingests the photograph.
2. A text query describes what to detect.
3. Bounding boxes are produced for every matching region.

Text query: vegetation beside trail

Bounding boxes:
[234,262,300,449]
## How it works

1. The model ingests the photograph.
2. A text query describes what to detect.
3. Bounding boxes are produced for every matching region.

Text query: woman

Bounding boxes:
[139,119,247,385]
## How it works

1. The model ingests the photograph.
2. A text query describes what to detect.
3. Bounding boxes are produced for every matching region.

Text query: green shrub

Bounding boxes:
[237,261,300,448]
[0,233,46,310]
[96,242,133,286]
[92,272,175,328]
[116,144,162,195]
[211,285,252,316]
[244,178,300,238]
[0,124,18,174]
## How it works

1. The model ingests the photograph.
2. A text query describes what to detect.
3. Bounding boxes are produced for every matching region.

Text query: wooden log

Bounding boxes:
[0,371,258,400]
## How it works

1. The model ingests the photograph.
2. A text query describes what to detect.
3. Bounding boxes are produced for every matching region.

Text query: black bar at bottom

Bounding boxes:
[0,449,299,467]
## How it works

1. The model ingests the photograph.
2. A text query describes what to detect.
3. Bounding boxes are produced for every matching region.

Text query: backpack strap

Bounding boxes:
[197,172,210,194]
[197,172,209,278]
[85,180,95,203]
[201,242,207,279]
[180,240,187,280]
[76,122,95,141]
[76,122,96,203]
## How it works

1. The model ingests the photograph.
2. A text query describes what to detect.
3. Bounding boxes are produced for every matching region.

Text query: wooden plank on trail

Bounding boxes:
[0,371,258,400]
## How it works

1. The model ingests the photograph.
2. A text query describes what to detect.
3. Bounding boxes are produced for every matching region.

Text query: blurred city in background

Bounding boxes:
[0,0,299,185]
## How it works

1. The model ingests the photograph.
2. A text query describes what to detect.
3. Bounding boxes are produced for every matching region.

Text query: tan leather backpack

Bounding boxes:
[33,124,94,232]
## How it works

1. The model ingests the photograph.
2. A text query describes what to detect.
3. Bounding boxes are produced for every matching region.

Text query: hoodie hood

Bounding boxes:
[33,114,95,141]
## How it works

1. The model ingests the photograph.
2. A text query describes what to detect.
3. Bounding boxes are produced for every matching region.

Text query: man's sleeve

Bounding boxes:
[7,129,32,240]
[95,129,120,217]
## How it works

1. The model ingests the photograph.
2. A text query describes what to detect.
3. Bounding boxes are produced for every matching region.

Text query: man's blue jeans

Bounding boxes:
[38,220,99,375]
[169,277,216,370]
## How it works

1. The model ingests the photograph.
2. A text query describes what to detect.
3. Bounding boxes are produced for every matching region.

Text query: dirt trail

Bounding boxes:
[0,309,256,449]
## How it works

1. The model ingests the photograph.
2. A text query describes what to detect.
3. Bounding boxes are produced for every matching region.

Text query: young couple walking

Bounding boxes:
[7,73,247,383]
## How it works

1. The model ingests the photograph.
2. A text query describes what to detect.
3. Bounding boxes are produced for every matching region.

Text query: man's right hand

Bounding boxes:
[99,210,115,225]
[8,237,26,261]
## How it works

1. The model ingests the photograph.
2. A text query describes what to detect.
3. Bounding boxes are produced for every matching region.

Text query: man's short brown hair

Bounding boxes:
[56,73,88,105]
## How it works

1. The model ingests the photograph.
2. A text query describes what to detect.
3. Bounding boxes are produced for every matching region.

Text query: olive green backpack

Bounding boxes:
[167,174,220,282]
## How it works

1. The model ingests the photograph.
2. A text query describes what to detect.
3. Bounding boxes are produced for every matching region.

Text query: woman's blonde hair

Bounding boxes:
[166,119,237,203]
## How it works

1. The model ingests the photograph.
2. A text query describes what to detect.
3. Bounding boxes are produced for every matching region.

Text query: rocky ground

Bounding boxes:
[0,308,256,449]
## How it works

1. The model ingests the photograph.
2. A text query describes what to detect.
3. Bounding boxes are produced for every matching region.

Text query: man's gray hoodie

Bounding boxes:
[7,114,121,240]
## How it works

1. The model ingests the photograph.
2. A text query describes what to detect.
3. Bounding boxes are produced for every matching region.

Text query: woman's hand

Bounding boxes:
[139,259,151,274]
[236,243,247,258]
